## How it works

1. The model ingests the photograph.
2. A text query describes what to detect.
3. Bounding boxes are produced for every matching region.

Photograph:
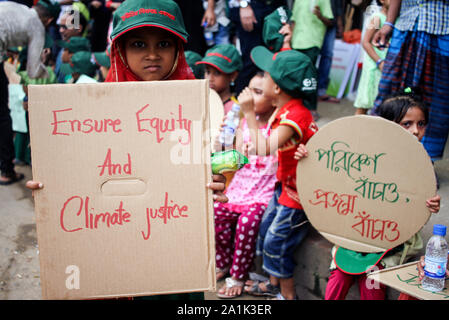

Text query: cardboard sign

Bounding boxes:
[28,80,216,299]
[367,261,449,300]
[297,116,436,253]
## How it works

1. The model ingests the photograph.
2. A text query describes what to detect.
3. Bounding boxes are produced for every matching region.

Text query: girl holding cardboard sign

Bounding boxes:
[295,87,441,300]
[26,0,228,300]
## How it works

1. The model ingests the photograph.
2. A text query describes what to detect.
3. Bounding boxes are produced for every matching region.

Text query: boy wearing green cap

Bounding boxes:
[239,46,318,300]
[92,48,111,82]
[59,36,91,64]
[65,51,98,83]
[196,44,243,115]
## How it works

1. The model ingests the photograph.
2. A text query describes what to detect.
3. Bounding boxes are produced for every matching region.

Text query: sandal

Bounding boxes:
[244,279,280,297]
[216,277,244,299]
[0,172,24,186]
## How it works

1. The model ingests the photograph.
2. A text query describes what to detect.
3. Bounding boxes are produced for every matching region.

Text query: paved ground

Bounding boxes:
[1,97,447,300]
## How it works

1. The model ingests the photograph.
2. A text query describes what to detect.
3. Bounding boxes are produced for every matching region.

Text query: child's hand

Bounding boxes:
[294,144,308,160]
[237,87,254,115]
[418,255,449,282]
[279,23,292,49]
[208,174,228,203]
[25,180,43,197]
[426,194,441,213]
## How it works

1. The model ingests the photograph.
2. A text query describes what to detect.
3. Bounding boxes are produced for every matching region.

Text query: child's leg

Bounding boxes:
[324,269,355,300]
[230,203,266,280]
[354,108,368,115]
[358,272,386,300]
[256,185,282,257]
[262,207,309,300]
[214,203,239,274]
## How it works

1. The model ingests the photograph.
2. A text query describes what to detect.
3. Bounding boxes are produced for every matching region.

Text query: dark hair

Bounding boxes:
[376,87,429,125]
[34,3,53,20]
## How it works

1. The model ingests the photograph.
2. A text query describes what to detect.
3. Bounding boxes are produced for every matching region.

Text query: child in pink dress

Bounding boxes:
[215,72,278,299]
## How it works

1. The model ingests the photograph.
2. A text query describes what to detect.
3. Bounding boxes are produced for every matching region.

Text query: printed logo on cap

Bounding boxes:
[302,78,317,91]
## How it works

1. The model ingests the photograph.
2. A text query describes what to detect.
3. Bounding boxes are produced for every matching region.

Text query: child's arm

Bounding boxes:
[363,15,384,70]
[426,194,441,214]
[238,88,294,156]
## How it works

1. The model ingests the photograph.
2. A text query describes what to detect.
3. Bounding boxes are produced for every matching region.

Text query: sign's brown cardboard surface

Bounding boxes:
[367,261,449,300]
[28,80,216,299]
[297,116,436,253]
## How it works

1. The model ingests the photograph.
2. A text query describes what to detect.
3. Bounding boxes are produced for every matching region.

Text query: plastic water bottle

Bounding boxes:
[422,224,448,292]
[219,103,240,147]
[204,30,215,47]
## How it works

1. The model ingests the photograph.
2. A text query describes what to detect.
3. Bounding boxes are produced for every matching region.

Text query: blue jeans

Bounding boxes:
[317,26,337,97]
[256,184,309,278]
[213,24,230,45]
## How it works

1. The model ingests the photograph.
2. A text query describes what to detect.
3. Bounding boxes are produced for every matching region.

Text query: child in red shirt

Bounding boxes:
[238,46,318,300]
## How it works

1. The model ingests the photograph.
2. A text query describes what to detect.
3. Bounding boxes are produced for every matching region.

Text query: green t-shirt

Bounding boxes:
[291,0,334,50]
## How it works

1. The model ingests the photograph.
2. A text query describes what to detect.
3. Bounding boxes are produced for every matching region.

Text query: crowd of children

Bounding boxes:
[1,0,446,301]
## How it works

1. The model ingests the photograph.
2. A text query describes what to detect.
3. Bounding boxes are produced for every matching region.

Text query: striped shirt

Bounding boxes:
[395,0,449,35]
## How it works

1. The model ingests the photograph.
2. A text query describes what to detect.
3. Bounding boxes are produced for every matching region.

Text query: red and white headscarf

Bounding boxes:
[105,29,195,82]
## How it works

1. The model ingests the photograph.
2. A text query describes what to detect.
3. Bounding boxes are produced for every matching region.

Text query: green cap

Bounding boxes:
[185,50,204,79]
[37,0,61,20]
[250,46,317,98]
[66,51,96,77]
[58,36,91,53]
[110,0,188,43]
[196,44,243,74]
[334,247,390,275]
[92,48,111,68]
[263,6,292,52]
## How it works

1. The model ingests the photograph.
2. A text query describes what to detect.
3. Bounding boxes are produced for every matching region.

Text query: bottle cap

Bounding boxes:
[433,224,447,236]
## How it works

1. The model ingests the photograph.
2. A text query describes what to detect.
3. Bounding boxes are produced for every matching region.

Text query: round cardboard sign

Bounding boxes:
[296,116,436,253]
[209,88,224,152]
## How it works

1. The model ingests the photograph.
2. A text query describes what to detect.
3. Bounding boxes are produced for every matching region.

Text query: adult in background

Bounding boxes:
[174,0,208,55]
[372,0,449,161]
[317,0,344,102]
[0,0,60,185]
[228,0,286,95]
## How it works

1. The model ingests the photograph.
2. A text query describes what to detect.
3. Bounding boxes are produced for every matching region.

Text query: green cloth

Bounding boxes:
[18,66,57,85]
[197,44,243,73]
[251,45,317,99]
[354,12,387,109]
[14,132,31,165]
[291,0,334,50]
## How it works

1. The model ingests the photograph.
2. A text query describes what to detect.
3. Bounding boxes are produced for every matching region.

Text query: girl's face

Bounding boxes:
[249,75,272,115]
[204,65,235,94]
[399,106,427,141]
[123,27,177,81]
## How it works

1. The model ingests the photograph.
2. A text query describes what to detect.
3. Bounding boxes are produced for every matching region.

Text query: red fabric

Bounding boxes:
[325,268,386,300]
[105,37,195,82]
[270,98,318,209]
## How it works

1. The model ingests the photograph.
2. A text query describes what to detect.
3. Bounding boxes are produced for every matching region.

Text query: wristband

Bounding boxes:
[376,59,384,68]
[384,21,394,29]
